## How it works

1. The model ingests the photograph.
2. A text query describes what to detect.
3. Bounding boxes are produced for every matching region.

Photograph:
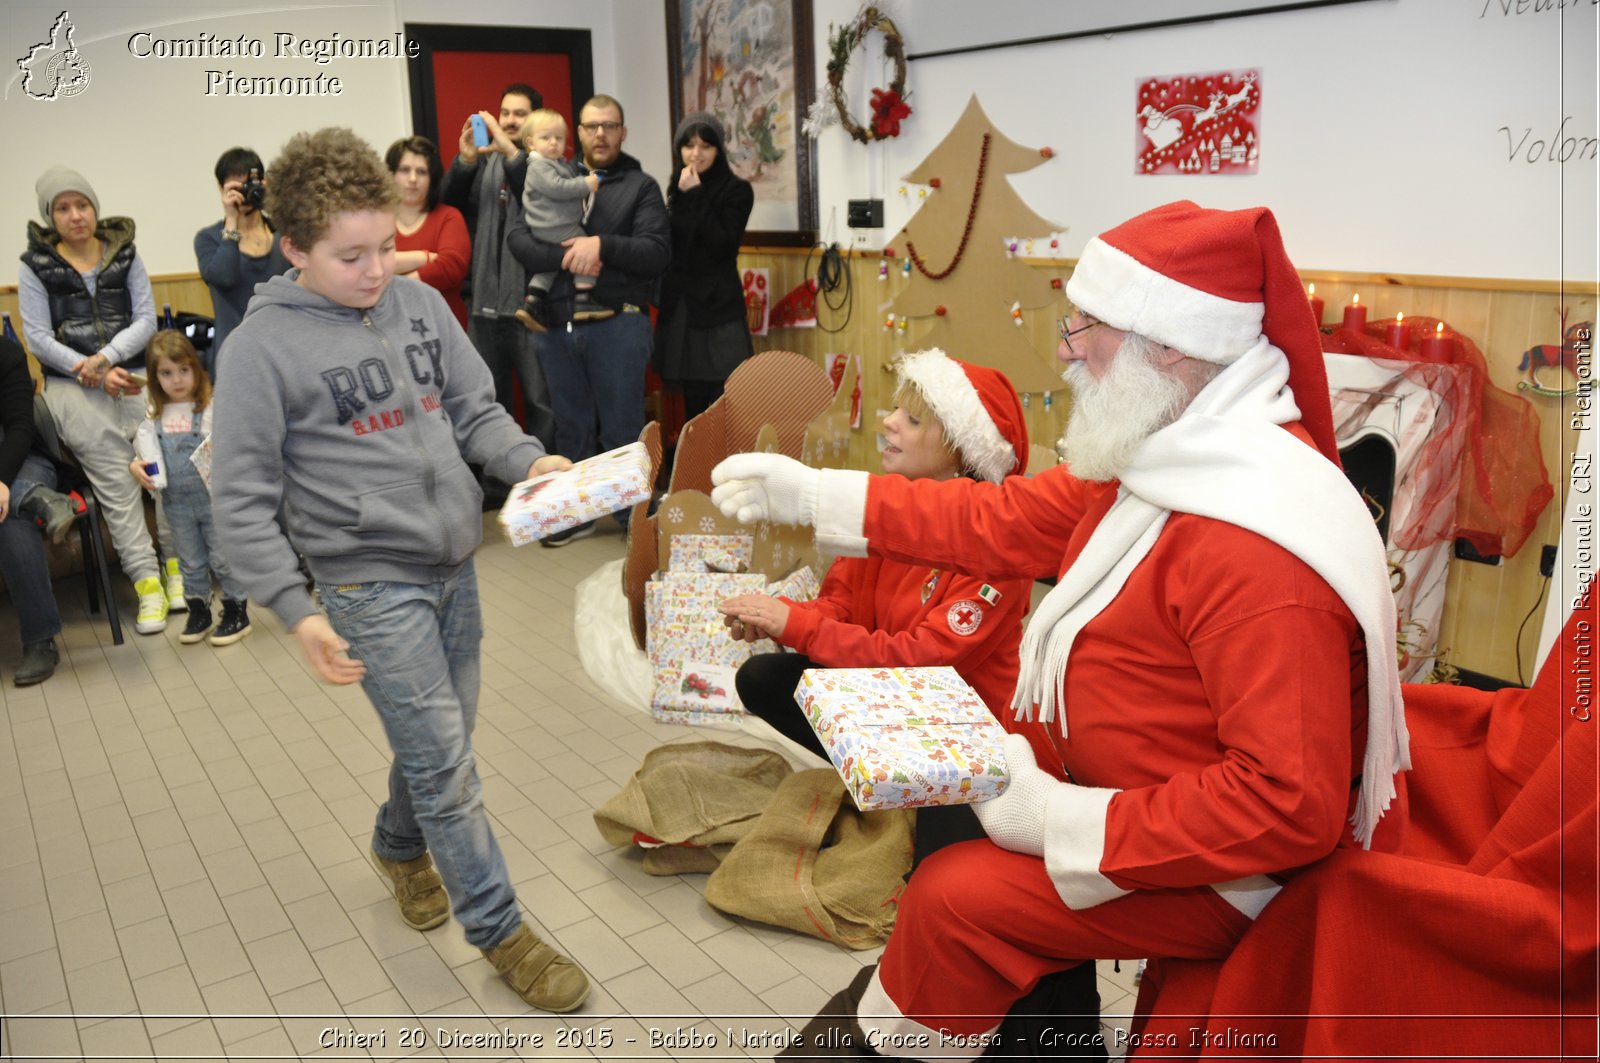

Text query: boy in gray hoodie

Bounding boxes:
[213,127,591,1013]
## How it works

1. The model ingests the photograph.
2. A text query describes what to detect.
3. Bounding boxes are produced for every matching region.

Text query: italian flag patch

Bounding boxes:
[978,584,1002,606]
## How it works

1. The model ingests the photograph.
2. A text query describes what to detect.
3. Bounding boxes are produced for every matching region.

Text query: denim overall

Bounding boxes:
[157,409,244,602]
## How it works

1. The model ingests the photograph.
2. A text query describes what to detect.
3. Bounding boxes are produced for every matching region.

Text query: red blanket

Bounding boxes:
[1130,600,1598,1060]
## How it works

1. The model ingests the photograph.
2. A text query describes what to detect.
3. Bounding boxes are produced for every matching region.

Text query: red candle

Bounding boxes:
[1341,293,1367,333]
[1385,312,1411,351]
[1306,283,1325,327]
[1419,321,1458,362]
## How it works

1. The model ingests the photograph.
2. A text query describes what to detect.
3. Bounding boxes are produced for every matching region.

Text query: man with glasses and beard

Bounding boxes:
[708,201,1409,1060]
[506,94,668,547]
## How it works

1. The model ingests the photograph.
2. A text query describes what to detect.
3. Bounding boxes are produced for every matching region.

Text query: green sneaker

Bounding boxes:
[134,577,169,634]
[164,558,187,612]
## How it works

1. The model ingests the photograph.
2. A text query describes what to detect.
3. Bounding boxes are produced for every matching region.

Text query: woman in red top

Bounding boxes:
[386,136,470,330]
[721,349,1050,774]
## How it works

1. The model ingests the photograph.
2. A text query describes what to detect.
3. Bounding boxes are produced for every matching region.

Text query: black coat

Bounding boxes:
[659,166,753,329]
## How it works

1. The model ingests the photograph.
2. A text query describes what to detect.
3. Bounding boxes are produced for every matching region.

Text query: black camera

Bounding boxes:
[241,167,267,210]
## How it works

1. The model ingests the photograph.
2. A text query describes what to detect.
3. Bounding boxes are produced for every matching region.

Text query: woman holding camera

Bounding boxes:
[194,147,290,377]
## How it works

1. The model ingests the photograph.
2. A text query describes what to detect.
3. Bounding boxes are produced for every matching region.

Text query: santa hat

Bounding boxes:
[1066,200,1337,463]
[896,349,1028,483]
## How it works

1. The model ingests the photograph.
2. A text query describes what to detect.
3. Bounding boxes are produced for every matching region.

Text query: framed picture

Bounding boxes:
[665,0,818,246]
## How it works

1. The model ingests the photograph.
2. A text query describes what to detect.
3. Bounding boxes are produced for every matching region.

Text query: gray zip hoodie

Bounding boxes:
[213,272,545,630]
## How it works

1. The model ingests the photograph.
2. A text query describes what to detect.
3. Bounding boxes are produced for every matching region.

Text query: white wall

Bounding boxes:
[3,0,1593,287]
[809,0,1598,280]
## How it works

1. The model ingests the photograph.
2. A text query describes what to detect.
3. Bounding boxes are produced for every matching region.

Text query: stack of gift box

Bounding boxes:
[797,665,1011,811]
[644,533,819,725]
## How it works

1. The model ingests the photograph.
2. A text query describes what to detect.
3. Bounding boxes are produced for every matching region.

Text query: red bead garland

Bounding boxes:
[905,134,991,282]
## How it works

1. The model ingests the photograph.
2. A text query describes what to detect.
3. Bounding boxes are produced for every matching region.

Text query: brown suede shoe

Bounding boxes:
[371,850,450,930]
[483,923,590,1013]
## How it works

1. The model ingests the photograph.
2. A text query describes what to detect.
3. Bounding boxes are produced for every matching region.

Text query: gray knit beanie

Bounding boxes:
[674,111,727,151]
[36,166,99,222]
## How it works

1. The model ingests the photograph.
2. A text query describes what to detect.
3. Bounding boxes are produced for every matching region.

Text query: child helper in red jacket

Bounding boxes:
[719,349,1057,774]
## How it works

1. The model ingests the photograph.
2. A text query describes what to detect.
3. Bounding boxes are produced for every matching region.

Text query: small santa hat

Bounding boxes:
[896,349,1028,483]
[1066,200,1337,463]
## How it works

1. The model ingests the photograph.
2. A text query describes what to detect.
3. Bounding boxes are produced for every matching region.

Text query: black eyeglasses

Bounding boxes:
[578,121,622,134]
[1056,313,1102,353]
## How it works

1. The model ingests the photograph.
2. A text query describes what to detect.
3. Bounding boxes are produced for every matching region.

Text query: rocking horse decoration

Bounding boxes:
[1518,308,1593,398]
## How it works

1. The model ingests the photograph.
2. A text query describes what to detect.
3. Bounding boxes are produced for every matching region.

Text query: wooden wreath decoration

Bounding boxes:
[824,6,910,144]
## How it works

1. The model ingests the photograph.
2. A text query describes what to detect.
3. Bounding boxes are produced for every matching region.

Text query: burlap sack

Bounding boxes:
[593,741,792,874]
[704,769,914,950]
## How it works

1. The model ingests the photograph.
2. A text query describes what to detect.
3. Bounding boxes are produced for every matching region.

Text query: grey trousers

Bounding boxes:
[40,380,160,583]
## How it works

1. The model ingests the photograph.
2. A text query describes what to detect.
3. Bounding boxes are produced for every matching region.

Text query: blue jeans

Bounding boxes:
[0,454,63,646]
[534,310,652,466]
[162,482,246,602]
[317,559,521,949]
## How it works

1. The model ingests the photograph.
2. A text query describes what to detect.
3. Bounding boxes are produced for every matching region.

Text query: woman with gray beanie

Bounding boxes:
[18,166,173,635]
[654,111,754,422]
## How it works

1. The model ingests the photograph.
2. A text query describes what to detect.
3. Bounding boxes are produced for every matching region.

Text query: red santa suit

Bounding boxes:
[776,556,1041,764]
[757,203,1411,1059]
[738,351,1054,768]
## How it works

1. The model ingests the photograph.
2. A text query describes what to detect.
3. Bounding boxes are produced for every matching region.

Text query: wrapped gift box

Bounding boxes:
[647,572,774,725]
[797,666,1010,811]
[667,533,754,574]
[498,442,652,546]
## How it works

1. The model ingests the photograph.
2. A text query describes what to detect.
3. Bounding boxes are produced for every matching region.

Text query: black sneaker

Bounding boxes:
[210,599,253,646]
[539,520,596,548]
[571,292,615,322]
[179,598,214,644]
[14,639,58,686]
[17,484,79,544]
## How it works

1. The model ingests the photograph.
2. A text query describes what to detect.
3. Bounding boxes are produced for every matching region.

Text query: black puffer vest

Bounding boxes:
[21,216,142,376]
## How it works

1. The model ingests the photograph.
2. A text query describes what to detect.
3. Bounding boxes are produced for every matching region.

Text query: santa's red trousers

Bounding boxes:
[861,839,1252,1057]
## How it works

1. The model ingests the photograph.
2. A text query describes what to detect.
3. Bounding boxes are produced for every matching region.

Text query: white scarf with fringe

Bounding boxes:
[1011,339,1409,846]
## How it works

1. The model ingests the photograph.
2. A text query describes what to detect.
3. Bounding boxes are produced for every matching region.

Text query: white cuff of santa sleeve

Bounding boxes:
[813,469,871,557]
[1041,784,1130,910]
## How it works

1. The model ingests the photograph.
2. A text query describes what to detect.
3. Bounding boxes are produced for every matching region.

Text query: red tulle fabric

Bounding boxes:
[1321,317,1553,559]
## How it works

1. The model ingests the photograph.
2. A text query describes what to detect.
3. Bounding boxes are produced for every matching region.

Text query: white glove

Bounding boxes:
[973,733,1058,857]
[710,453,821,526]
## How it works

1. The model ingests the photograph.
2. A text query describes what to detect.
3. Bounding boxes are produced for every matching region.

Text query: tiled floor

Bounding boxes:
[0,517,1141,1061]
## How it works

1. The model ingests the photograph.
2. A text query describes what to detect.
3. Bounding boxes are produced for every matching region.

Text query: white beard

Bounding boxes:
[1058,334,1190,482]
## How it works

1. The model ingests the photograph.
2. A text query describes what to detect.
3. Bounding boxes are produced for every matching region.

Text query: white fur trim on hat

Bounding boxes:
[1066,237,1264,364]
[897,348,1015,483]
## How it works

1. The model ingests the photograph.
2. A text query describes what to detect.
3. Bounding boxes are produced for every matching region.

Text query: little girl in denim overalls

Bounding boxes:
[130,331,251,645]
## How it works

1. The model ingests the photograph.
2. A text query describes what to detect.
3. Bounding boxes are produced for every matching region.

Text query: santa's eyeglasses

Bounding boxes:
[1056,313,1103,353]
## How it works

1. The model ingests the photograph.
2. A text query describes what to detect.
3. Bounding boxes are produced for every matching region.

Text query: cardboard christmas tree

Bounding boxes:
[888,95,1064,394]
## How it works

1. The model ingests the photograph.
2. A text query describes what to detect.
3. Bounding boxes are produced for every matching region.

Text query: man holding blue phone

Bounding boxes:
[440,83,555,453]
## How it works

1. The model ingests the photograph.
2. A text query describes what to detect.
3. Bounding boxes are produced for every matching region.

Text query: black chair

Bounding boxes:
[31,394,123,645]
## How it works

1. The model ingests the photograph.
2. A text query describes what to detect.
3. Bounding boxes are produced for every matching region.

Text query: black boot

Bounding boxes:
[782,966,882,1060]
[995,962,1107,1059]
[209,599,252,646]
[179,598,213,644]
[14,639,59,686]
[17,484,79,544]
[571,290,615,322]
[514,287,549,333]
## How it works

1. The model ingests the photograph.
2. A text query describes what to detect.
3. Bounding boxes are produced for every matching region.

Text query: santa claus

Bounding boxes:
[711,201,1409,1059]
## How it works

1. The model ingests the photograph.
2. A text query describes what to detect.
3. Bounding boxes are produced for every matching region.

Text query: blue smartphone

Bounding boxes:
[469,114,489,148]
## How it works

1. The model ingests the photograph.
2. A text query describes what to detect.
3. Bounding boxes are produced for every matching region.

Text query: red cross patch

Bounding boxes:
[947,600,983,635]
